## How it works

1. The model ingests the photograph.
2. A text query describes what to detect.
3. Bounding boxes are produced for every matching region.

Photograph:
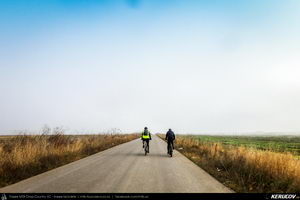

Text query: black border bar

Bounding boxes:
[1,193,299,200]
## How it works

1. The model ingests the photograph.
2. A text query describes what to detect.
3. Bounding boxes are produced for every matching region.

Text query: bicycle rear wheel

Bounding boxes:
[144,143,148,156]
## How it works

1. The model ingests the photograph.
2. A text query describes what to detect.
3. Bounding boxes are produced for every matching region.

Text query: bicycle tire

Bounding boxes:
[144,143,148,156]
[167,142,173,157]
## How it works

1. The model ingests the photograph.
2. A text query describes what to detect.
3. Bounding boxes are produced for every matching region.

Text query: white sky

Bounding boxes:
[0,0,300,134]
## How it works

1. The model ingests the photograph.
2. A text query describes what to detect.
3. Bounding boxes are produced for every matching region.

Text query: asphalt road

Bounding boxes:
[0,135,232,193]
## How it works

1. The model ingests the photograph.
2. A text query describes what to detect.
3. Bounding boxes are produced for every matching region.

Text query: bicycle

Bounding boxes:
[144,141,149,156]
[168,142,173,157]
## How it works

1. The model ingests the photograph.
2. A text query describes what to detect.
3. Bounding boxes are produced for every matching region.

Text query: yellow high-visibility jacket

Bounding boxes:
[141,130,151,139]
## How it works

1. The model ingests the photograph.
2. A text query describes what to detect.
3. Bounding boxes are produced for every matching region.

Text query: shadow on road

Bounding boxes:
[130,152,171,157]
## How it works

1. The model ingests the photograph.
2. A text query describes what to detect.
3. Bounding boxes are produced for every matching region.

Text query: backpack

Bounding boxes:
[143,129,149,136]
[168,131,175,140]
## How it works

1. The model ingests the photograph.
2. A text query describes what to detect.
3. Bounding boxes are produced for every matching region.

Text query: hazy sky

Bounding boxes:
[0,0,300,134]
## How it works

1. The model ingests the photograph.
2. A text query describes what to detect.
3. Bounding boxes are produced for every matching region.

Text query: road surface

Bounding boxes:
[0,135,232,193]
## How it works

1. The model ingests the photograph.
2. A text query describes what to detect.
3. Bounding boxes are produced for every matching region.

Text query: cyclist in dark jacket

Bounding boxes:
[165,129,175,154]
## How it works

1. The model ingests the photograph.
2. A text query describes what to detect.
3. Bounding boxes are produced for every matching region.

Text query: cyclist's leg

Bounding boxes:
[146,139,149,152]
[142,139,145,148]
[167,140,170,154]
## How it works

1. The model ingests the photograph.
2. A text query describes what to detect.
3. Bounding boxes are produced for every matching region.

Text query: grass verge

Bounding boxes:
[0,132,139,188]
[157,134,300,193]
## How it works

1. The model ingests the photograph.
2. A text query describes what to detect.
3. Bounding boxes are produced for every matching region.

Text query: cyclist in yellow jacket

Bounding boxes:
[141,127,152,152]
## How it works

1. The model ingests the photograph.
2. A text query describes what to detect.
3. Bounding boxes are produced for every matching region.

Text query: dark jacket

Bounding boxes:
[165,130,175,141]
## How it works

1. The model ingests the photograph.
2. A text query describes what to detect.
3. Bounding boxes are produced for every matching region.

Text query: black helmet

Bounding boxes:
[169,128,172,131]
[144,127,148,129]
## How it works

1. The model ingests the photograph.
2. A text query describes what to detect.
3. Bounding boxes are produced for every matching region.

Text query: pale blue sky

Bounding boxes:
[0,0,300,134]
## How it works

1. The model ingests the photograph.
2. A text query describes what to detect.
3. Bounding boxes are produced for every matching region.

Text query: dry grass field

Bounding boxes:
[0,131,139,188]
[158,134,300,193]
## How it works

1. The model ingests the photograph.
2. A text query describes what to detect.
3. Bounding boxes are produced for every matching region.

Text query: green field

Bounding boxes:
[186,135,300,155]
